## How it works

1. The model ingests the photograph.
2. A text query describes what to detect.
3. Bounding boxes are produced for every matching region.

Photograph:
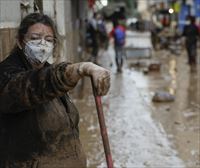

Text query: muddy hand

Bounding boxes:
[78,62,111,96]
[90,67,110,96]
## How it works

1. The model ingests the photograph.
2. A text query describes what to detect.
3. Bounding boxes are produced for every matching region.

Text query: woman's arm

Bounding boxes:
[0,62,110,114]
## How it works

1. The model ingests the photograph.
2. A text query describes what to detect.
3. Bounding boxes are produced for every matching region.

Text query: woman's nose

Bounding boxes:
[40,39,46,45]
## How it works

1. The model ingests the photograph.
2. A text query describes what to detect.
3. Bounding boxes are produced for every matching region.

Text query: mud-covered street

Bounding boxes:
[1,1,200,167]
[71,32,200,168]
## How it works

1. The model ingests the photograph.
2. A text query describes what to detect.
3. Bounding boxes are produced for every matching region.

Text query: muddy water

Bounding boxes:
[70,46,199,167]
[139,50,200,168]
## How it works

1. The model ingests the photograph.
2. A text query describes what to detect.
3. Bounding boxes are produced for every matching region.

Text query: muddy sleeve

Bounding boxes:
[0,62,76,114]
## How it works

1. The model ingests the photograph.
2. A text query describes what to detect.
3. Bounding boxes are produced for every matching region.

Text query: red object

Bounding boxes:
[88,0,95,9]
[91,77,114,168]
[109,25,126,38]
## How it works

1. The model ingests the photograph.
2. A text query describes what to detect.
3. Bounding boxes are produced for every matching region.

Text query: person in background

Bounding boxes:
[96,14,108,50]
[85,13,99,64]
[109,19,126,73]
[182,15,199,72]
[0,13,110,168]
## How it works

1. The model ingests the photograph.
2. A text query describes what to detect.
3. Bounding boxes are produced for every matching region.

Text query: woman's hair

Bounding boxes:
[17,13,58,43]
[15,13,61,58]
[17,13,57,43]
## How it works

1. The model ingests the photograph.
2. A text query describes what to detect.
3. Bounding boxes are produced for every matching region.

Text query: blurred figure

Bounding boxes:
[96,14,108,50]
[85,13,99,64]
[109,20,126,73]
[161,15,169,27]
[149,21,159,50]
[182,16,199,72]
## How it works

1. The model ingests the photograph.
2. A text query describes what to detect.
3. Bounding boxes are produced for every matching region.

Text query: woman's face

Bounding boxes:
[24,23,54,44]
[22,23,55,66]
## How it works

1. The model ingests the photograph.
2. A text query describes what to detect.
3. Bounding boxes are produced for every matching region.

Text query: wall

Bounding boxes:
[43,0,75,63]
[0,0,34,61]
[0,0,21,60]
[0,0,21,25]
[0,0,88,63]
[0,28,17,61]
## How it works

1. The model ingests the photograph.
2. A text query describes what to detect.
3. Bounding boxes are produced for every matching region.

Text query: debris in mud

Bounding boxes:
[147,62,161,74]
[129,60,148,68]
[167,134,174,139]
[129,60,161,72]
[148,61,161,71]
[165,106,171,111]
[143,161,151,166]
[183,112,197,119]
[129,60,162,75]
[143,68,149,74]
[190,102,200,109]
[189,126,200,131]
[174,121,181,125]
[191,150,198,156]
[187,140,190,143]
[152,91,175,102]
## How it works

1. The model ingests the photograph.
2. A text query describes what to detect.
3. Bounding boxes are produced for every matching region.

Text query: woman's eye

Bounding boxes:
[46,37,55,43]
[46,39,54,43]
[30,36,40,40]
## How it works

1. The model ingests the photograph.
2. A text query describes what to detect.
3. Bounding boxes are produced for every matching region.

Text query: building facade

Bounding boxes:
[0,0,88,63]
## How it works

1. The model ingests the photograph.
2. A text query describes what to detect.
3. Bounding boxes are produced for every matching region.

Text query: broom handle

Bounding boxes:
[91,77,113,168]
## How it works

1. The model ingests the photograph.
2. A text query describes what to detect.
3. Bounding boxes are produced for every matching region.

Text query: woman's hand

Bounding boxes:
[78,62,110,96]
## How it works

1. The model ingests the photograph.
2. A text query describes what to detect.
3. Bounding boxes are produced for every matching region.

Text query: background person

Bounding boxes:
[96,13,108,50]
[182,15,199,72]
[85,13,99,64]
[109,19,126,73]
[0,13,110,168]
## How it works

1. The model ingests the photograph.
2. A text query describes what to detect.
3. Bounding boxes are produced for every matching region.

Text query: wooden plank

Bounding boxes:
[0,28,17,61]
[0,29,10,61]
[9,28,17,51]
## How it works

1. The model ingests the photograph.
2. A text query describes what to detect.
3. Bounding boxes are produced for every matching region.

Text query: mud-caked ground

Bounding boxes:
[71,41,200,168]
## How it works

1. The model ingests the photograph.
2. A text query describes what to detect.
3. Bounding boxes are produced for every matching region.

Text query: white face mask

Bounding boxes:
[24,39,54,64]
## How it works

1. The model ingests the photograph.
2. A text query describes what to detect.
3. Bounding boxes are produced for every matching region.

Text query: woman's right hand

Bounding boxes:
[64,62,110,95]
[78,62,111,96]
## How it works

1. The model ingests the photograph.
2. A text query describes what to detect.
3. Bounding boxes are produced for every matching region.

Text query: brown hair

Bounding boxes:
[15,13,61,58]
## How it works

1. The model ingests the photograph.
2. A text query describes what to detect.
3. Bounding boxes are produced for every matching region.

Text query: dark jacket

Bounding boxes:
[182,24,199,45]
[0,47,86,167]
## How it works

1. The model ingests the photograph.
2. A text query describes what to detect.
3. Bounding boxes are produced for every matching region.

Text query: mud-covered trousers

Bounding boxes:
[0,140,86,168]
[0,154,86,168]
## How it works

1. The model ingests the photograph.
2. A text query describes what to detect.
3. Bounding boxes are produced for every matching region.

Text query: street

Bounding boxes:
[1,0,200,167]
[71,31,200,168]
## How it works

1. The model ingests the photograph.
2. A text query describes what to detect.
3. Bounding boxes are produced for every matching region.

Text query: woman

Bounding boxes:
[0,13,110,168]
